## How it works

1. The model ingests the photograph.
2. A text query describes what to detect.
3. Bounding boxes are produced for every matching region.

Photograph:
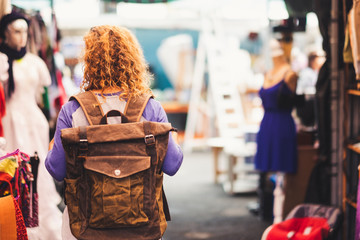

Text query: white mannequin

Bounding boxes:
[0,16,62,240]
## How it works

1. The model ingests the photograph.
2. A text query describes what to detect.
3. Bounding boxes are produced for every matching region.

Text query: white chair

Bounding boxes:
[222,139,258,194]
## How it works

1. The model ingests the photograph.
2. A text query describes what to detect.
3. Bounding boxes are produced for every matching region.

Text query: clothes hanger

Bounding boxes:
[0,148,19,161]
[19,151,30,162]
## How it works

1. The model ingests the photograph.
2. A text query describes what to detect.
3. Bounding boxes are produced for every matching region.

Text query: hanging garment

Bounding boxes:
[355,176,360,240]
[0,52,7,137]
[0,173,28,240]
[17,152,39,228]
[0,83,5,137]
[352,0,360,79]
[0,194,17,240]
[348,7,360,79]
[0,150,39,228]
[344,21,354,64]
[315,60,331,166]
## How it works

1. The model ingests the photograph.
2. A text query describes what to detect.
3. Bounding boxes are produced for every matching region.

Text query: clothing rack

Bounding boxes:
[0,149,39,228]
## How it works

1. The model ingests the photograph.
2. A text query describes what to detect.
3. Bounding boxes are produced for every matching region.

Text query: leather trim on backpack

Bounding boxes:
[125,94,153,122]
[70,91,104,125]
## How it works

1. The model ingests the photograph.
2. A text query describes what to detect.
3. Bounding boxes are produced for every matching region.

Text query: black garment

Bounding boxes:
[0,43,26,99]
[304,160,331,205]
[258,172,274,222]
[30,152,39,193]
[315,60,331,161]
[296,96,316,127]
[313,0,346,162]
[284,0,314,17]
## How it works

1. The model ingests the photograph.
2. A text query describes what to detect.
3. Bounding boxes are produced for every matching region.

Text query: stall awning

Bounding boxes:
[101,0,177,3]
[284,0,314,17]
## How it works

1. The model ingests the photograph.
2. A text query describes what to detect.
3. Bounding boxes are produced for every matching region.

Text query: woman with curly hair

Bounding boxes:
[80,25,152,98]
[45,25,183,239]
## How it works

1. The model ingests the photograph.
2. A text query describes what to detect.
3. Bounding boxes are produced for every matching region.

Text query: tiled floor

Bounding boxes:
[163,150,271,240]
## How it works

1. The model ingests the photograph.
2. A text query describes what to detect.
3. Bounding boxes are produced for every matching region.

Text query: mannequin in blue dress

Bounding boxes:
[255,39,298,223]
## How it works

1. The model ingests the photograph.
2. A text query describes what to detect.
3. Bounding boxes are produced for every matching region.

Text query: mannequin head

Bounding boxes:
[269,38,284,58]
[0,11,29,51]
[279,32,293,62]
[4,19,28,50]
[269,38,289,65]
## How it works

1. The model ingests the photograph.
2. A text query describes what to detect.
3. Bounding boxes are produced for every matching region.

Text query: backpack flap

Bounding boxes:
[83,156,151,179]
[61,122,172,144]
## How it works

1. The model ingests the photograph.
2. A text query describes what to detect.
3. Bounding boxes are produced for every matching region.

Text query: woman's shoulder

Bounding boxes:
[60,98,81,116]
[146,96,162,108]
[285,70,298,79]
[144,97,163,114]
[143,97,167,122]
[284,70,298,92]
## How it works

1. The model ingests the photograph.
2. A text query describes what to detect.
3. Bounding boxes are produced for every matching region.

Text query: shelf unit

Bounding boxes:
[344,85,360,239]
[348,144,360,154]
[347,89,360,97]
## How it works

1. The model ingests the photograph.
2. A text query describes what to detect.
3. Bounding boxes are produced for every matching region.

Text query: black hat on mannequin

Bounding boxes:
[0,10,29,39]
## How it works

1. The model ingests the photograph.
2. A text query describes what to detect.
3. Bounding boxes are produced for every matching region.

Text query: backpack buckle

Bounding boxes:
[79,139,88,156]
[144,134,155,145]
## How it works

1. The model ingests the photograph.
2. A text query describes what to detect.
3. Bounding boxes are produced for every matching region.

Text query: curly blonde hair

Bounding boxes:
[80,25,152,98]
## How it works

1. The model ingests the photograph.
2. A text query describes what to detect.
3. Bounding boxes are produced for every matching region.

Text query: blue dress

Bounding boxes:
[255,80,297,173]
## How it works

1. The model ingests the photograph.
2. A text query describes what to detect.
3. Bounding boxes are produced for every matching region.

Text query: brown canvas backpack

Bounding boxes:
[60,91,174,240]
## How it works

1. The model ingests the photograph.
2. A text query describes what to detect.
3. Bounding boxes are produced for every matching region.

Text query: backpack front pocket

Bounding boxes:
[83,155,151,228]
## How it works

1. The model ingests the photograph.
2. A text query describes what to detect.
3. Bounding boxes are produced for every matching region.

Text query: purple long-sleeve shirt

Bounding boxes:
[45,97,183,181]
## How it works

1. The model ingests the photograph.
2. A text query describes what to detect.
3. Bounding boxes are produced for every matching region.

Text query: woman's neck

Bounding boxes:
[264,55,291,86]
[272,55,289,69]
[92,87,122,94]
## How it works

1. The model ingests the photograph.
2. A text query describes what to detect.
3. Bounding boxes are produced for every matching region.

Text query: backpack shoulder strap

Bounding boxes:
[124,93,153,122]
[69,91,104,125]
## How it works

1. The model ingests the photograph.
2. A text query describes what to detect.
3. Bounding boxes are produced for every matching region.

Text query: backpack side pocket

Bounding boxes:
[64,177,81,238]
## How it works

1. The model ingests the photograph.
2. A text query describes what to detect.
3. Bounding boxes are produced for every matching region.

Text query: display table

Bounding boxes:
[161,102,189,144]
[161,101,189,114]
[222,138,258,194]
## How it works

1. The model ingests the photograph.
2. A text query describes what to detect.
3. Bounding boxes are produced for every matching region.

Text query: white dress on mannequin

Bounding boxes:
[1,52,62,240]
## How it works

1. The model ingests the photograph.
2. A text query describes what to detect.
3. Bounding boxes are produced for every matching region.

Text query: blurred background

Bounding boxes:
[3,1,328,239]
[10,0,323,146]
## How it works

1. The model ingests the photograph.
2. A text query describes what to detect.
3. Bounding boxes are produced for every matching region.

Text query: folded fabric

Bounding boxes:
[266,217,330,240]
[0,174,28,240]
[0,194,17,240]
[0,156,18,177]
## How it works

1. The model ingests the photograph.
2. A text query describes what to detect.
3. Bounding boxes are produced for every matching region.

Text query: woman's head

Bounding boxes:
[80,25,152,98]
